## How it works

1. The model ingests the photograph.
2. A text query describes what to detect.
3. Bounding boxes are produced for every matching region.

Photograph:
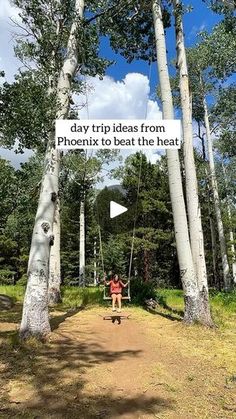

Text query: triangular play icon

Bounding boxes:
[110,201,128,219]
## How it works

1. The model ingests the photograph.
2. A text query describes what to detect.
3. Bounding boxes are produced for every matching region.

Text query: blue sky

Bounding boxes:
[98,0,222,96]
[0,0,228,171]
[0,1,223,86]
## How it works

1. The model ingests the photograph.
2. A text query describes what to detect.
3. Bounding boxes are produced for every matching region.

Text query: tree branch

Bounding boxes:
[84,0,132,25]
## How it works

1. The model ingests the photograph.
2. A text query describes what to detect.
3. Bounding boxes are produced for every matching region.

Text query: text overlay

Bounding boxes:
[55,120,181,150]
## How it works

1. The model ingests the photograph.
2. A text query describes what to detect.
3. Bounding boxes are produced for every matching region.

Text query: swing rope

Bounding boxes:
[82,56,153,298]
[127,58,152,283]
[128,153,143,282]
[97,214,105,274]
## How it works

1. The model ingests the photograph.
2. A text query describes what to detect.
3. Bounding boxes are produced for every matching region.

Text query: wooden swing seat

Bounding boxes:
[103,296,131,300]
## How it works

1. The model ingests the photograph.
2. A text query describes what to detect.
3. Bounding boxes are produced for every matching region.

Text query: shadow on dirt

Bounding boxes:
[50,307,85,331]
[0,330,174,418]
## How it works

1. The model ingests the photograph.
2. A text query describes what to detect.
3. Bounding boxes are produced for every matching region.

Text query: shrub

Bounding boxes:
[0,269,16,285]
[17,274,28,286]
[130,277,156,305]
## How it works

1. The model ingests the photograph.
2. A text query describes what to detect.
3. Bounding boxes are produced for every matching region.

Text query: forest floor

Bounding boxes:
[0,303,236,419]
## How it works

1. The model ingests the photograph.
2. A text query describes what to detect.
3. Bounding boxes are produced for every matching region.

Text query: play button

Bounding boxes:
[110,201,128,219]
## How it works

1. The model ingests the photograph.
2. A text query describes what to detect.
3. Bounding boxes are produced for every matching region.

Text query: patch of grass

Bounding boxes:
[1,285,235,328]
[2,330,45,357]
[0,285,105,309]
[156,288,236,313]
[0,305,22,324]
[155,288,236,328]
[226,374,236,385]
[156,289,184,311]
[59,286,104,309]
[164,383,178,393]
[209,291,236,328]
[0,285,25,303]
[210,291,236,313]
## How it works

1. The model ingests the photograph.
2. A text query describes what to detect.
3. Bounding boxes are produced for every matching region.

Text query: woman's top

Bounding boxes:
[108,279,125,294]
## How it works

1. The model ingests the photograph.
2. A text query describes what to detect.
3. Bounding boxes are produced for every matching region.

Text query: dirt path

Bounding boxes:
[0,306,236,418]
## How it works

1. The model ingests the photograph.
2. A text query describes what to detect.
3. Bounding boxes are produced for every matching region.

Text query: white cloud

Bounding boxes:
[0,0,20,21]
[0,1,22,84]
[188,21,206,40]
[77,73,162,121]
[0,5,163,181]
[75,73,163,176]
[1,73,163,175]
[0,0,20,23]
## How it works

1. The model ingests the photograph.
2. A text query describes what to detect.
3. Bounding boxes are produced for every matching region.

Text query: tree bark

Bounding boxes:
[94,237,97,286]
[202,138,219,288]
[79,199,85,287]
[209,210,218,287]
[152,0,203,324]
[47,17,62,306]
[203,96,231,290]
[20,135,59,339]
[20,0,85,339]
[173,0,212,325]
[48,196,62,304]
[221,162,236,284]
[228,216,236,285]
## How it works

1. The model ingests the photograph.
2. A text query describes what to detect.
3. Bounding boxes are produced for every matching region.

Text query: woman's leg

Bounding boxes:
[111,294,116,311]
[115,294,119,310]
[117,294,122,312]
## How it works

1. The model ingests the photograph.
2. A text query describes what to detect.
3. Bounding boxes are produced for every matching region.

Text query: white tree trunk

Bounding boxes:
[152,0,201,323]
[56,0,85,120]
[47,14,62,305]
[79,200,85,287]
[221,162,236,284]
[229,219,236,284]
[173,0,212,324]
[20,0,85,339]
[94,238,97,286]
[203,97,231,290]
[209,210,218,286]
[20,137,59,339]
[48,196,62,304]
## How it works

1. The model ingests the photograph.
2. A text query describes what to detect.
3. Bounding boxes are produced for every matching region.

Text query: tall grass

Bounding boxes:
[155,288,236,327]
[210,291,236,313]
[59,286,104,309]
[156,289,184,311]
[0,285,25,303]
[0,285,105,308]
[0,285,235,321]
[155,288,236,313]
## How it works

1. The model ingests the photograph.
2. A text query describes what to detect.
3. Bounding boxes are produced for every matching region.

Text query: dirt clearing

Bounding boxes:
[0,306,235,418]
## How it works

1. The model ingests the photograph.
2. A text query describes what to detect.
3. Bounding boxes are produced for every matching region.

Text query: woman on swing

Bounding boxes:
[104,272,128,313]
